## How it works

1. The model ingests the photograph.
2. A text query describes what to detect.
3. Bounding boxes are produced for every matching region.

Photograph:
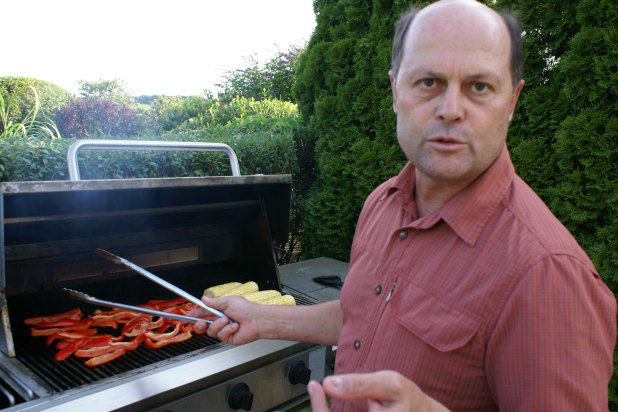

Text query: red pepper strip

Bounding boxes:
[85,349,126,367]
[124,322,149,338]
[163,306,183,315]
[31,327,62,337]
[55,340,73,350]
[55,338,88,361]
[90,317,118,328]
[145,322,181,341]
[144,331,192,349]
[80,335,115,350]
[146,317,165,330]
[110,334,144,350]
[75,345,117,358]
[24,308,82,326]
[75,334,142,358]
[55,329,98,339]
[34,319,92,329]
[121,315,151,335]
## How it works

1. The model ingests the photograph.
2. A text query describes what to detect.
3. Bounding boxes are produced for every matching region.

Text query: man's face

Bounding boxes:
[391,2,523,185]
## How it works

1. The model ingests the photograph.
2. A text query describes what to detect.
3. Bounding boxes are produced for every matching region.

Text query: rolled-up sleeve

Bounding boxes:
[486,254,617,411]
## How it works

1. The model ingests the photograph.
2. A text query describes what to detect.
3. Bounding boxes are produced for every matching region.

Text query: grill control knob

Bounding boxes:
[288,360,312,385]
[227,383,253,411]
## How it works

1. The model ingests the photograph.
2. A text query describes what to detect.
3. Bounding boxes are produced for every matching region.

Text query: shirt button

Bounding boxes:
[399,230,408,240]
[375,285,382,295]
[354,340,361,350]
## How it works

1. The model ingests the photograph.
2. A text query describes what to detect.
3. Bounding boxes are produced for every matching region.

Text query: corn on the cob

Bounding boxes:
[220,281,259,297]
[244,290,281,303]
[259,294,296,305]
[203,282,242,298]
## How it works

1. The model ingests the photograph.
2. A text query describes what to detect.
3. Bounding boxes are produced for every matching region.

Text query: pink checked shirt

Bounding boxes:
[333,147,617,412]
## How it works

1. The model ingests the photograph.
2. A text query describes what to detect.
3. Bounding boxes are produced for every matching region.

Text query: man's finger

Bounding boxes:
[308,381,330,412]
[322,371,404,401]
[201,296,227,310]
[194,320,209,333]
[217,322,240,343]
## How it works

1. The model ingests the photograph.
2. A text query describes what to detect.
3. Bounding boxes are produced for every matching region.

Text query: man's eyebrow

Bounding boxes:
[406,68,446,78]
[467,72,500,83]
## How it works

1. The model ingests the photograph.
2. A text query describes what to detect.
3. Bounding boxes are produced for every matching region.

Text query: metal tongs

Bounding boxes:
[64,288,211,324]
[93,249,227,320]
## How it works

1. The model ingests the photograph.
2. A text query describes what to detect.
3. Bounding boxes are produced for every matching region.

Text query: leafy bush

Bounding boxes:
[0,77,71,125]
[217,46,303,103]
[0,86,61,141]
[169,97,299,132]
[54,97,143,138]
[153,95,215,132]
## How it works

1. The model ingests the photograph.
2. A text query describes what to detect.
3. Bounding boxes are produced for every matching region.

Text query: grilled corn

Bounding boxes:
[244,290,281,302]
[259,294,296,305]
[203,282,242,298]
[220,281,259,297]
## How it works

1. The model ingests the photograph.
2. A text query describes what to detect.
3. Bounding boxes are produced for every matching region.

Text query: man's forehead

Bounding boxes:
[400,0,511,71]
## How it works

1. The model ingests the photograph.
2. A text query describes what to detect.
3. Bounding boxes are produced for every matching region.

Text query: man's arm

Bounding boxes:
[192,297,342,346]
[486,254,616,411]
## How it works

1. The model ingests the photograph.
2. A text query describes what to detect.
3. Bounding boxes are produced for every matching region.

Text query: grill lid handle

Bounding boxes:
[67,140,241,180]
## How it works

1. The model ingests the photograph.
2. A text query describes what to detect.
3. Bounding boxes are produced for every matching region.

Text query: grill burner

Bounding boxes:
[14,294,314,393]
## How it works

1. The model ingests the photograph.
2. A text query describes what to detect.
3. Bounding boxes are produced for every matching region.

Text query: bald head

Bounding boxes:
[390,0,523,87]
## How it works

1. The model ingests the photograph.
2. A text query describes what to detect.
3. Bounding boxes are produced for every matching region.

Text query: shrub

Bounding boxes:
[0,86,61,141]
[54,97,143,138]
[217,46,303,103]
[0,77,71,125]
[153,95,215,132]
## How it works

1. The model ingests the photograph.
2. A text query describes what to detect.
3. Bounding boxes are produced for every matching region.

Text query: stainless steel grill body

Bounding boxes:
[0,175,329,411]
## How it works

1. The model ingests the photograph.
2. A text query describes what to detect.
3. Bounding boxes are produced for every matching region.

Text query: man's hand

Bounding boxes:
[307,370,450,412]
[188,296,262,345]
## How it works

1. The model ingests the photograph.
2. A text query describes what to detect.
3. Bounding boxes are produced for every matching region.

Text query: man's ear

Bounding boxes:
[389,71,398,114]
[508,79,524,122]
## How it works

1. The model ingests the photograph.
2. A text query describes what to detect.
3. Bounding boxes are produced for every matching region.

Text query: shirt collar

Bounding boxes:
[382,146,515,246]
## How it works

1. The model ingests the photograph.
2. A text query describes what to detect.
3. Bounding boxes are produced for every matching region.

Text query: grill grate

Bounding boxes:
[14,325,222,392]
[14,293,313,393]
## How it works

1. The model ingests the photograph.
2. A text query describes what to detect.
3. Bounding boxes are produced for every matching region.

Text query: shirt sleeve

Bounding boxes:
[486,253,617,412]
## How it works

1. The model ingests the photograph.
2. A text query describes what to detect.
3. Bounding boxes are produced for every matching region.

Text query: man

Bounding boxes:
[193,0,617,410]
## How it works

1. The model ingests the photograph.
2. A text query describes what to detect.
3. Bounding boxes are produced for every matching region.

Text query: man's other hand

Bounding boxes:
[188,296,261,345]
[308,370,450,412]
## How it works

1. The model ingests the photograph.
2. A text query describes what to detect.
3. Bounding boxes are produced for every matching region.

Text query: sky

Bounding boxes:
[2,0,316,97]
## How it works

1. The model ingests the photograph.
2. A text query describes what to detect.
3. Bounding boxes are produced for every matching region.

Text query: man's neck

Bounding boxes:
[413,172,475,218]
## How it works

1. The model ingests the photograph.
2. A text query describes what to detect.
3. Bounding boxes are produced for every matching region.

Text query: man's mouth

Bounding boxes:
[427,136,466,150]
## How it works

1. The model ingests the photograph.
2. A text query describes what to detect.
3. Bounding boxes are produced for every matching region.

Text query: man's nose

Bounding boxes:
[435,86,464,123]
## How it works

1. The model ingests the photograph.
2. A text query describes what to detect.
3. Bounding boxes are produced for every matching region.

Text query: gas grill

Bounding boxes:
[0,141,330,411]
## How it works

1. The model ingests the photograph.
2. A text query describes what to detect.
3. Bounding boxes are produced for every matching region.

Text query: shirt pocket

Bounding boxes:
[393,282,481,352]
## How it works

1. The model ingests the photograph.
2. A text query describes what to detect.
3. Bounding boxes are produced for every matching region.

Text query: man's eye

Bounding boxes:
[473,82,488,92]
[420,79,435,88]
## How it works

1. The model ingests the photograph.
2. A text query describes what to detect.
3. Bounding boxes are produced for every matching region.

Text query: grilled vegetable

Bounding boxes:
[144,331,192,349]
[243,290,281,302]
[203,282,242,298]
[220,281,258,297]
[85,349,125,367]
[24,308,83,325]
[258,294,296,305]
